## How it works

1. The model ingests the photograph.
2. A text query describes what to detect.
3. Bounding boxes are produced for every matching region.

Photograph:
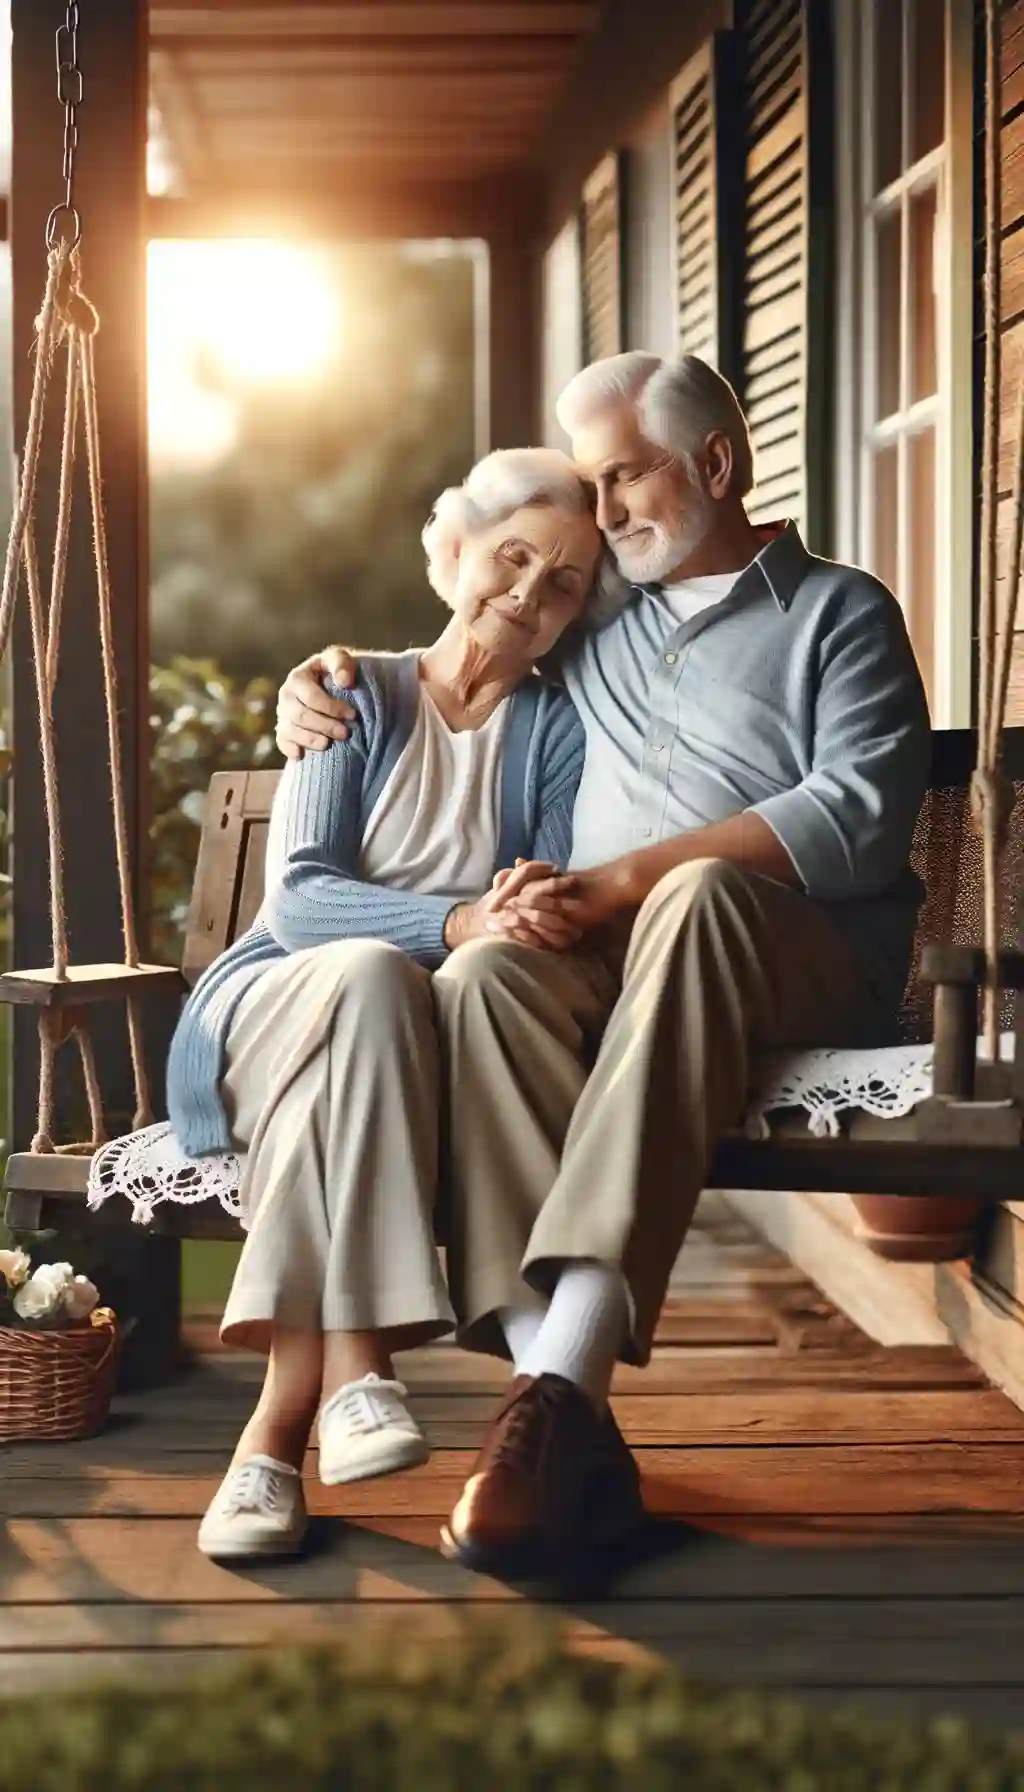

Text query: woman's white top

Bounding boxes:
[358,679,510,899]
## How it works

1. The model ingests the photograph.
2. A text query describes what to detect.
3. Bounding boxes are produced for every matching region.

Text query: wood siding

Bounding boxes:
[580,151,625,362]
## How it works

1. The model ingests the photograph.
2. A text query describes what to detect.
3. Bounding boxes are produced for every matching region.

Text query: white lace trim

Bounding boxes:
[86,1033,1019,1225]
[743,1031,1016,1140]
[86,1121,243,1225]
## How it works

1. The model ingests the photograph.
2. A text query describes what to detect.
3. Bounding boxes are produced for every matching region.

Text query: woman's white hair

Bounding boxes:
[423,446,628,628]
[555,351,754,498]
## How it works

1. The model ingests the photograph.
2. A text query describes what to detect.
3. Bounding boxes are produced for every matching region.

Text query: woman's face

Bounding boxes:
[451,501,601,663]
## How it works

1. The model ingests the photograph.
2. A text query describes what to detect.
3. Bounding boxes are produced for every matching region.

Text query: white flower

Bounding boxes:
[0,1248,31,1289]
[33,1261,74,1297]
[13,1264,69,1320]
[62,1274,100,1322]
[11,1260,101,1325]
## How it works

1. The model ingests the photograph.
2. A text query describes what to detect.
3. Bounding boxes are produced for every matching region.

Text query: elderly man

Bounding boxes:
[274,352,931,1581]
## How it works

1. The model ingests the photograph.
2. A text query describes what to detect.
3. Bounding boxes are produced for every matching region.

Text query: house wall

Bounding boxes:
[535,0,729,243]
[539,92,674,449]
[623,96,676,360]
[541,218,582,450]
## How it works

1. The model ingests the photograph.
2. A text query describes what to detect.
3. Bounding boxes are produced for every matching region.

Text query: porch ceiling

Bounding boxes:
[149,1,603,217]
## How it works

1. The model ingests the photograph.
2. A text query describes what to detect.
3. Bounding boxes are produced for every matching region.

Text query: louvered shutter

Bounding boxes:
[670,34,740,376]
[580,151,625,363]
[735,0,832,542]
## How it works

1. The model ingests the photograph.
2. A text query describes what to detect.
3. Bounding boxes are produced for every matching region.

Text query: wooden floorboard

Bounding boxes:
[6,1442,1024,1518]
[3,1193,1024,1736]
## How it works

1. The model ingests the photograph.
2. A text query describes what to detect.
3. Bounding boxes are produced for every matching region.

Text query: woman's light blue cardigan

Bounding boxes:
[166,652,584,1156]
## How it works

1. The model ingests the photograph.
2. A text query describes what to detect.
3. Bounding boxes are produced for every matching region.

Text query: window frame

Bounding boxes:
[832,0,974,728]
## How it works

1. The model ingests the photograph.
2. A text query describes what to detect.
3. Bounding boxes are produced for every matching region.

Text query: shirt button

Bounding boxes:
[640,827,653,838]
[664,651,678,666]
[651,742,665,752]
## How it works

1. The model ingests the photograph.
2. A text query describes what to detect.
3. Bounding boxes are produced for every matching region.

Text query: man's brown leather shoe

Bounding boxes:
[440,1373,644,1581]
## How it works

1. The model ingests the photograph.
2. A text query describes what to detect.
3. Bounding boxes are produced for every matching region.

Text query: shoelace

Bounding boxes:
[328,1375,411,1436]
[490,1380,564,1472]
[223,1460,287,1518]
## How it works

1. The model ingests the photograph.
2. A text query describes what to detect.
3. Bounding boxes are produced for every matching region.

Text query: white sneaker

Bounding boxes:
[317,1373,429,1485]
[198,1454,307,1560]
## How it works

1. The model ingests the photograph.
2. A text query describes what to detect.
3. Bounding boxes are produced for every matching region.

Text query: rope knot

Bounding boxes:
[57,255,99,338]
[970,764,1017,854]
[33,252,99,345]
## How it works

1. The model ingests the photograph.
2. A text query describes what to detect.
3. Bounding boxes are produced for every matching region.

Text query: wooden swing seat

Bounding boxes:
[0,962,184,1007]
[5,725,1024,1240]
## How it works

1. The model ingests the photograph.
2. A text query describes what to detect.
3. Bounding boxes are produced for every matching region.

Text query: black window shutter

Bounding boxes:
[670,33,742,379]
[580,151,625,364]
[735,0,833,546]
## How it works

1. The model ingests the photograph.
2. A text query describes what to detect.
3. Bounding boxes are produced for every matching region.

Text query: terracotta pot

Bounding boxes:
[850,1195,989,1263]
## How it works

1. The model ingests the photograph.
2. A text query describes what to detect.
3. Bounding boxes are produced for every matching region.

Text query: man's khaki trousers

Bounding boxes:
[218,858,880,1366]
[433,857,882,1365]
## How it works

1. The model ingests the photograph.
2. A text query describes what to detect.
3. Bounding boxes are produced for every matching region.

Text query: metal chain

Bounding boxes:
[46,1,82,251]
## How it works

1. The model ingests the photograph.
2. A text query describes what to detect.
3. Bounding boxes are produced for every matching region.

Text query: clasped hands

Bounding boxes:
[444,856,637,953]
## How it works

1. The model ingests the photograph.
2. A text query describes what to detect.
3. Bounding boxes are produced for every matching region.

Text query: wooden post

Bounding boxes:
[932,983,978,1100]
[486,230,541,448]
[10,0,181,1383]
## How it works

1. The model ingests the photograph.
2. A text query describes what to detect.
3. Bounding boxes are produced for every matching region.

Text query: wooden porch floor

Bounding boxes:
[4,1194,1024,1736]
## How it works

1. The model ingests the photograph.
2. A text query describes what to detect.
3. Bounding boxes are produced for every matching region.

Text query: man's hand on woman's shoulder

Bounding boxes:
[276,647,360,761]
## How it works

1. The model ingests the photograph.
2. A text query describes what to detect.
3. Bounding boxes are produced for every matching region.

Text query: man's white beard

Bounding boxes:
[608,507,714,584]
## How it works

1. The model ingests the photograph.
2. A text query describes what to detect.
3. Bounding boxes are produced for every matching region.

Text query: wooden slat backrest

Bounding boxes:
[902,728,1024,1042]
[181,770,280,986]
[180,734,1024,1031]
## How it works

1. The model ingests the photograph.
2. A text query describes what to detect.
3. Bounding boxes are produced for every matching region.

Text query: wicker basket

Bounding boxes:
[0,1307,119,1442]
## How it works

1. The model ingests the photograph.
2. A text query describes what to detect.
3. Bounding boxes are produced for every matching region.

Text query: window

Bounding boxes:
[834,0,973,725]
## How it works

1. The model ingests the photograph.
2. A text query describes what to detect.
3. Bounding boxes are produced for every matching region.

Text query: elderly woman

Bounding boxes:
[166,448,618,1561]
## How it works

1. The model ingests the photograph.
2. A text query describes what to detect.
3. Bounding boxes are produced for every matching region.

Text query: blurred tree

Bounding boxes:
[150,243,476,685]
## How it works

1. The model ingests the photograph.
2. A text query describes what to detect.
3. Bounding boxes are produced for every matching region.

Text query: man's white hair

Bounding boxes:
[423,446,628,626]
[555,351,754,498]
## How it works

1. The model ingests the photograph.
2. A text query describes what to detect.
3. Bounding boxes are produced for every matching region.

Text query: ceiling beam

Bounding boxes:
[185,75,564,112]
[145,171,542,241]
[172,39,579,73]
[151,5,599,43]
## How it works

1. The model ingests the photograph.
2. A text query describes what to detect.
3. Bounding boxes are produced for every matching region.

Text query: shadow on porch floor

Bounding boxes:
[3,1194,1024,1737]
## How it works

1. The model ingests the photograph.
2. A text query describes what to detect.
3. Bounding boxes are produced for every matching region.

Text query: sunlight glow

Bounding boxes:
[148,239,341,468]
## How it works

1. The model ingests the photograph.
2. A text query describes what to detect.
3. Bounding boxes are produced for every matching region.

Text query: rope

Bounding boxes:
[46,327,79,699]
[0,244,155,1153]
[73,1018,107,1149]
[972,0,1016,1062]
[78,319,153,1128]
[0,248,65,665]
[32,1013,59,1155]
[23,513,70,981]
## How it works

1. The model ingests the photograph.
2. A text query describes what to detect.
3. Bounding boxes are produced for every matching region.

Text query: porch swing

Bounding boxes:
[3,2,1024,1246]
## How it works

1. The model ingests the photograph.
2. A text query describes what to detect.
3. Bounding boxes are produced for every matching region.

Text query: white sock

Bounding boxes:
[516,1261,629,1410]
[500,1305,546,1368]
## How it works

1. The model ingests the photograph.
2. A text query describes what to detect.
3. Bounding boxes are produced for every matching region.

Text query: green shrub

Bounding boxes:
[0,1623,1021,1791]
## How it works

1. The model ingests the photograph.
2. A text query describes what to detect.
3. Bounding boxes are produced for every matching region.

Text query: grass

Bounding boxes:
[182,1239,242,1314]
